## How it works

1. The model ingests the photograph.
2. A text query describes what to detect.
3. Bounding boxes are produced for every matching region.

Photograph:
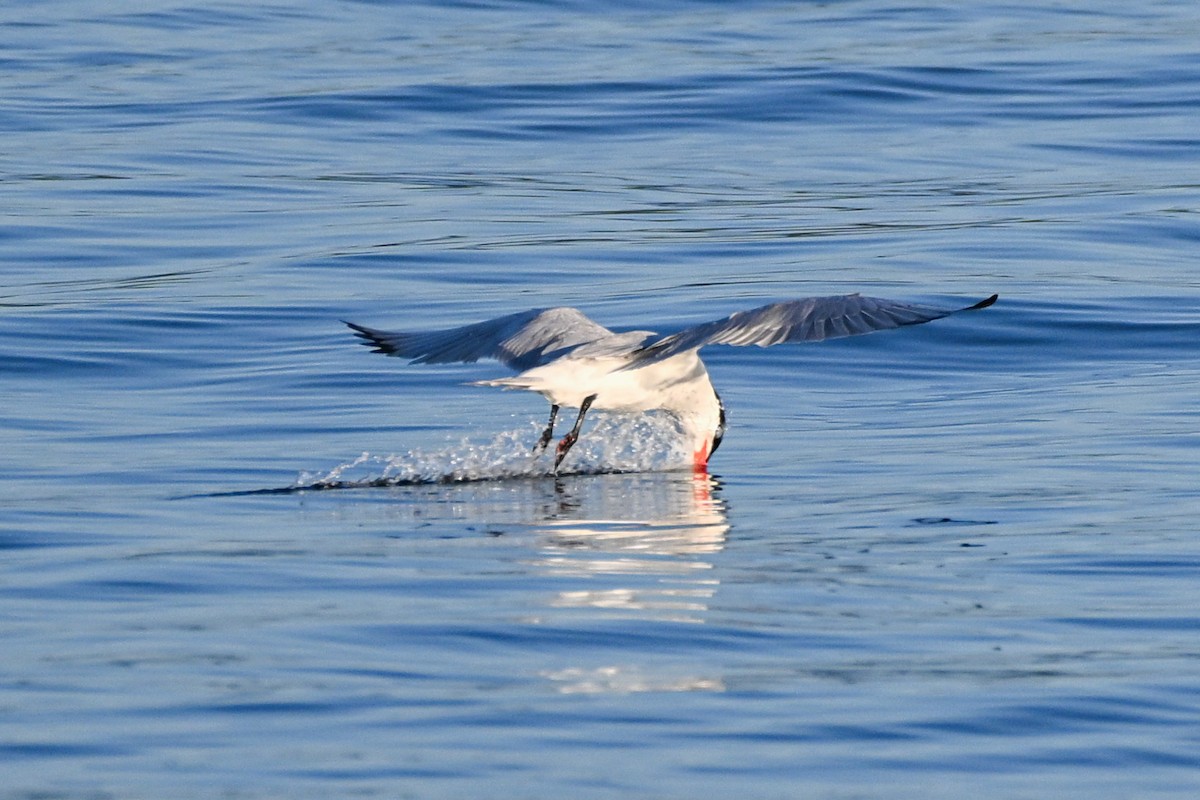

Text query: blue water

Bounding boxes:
[4,1,1200,797]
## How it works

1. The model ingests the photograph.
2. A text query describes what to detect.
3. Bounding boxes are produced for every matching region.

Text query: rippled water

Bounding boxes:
[4,1,1200,798]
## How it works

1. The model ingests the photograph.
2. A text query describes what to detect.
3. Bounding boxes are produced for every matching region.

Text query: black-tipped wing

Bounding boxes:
[345,307,614,372]
[631,293,998,364]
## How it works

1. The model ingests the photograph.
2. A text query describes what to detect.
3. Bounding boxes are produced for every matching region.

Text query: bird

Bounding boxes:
[345,292,997,474]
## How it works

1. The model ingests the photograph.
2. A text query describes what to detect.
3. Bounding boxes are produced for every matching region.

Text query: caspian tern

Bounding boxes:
[346,292,997,473]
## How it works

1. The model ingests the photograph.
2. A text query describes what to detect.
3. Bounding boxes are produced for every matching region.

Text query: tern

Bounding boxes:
[346,292,997,473]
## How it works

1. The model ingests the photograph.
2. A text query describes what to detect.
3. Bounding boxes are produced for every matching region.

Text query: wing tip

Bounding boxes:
[343,320,398,355]
[966,293,999,312]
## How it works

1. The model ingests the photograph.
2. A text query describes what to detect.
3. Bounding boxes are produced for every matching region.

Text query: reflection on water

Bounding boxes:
[527,471,729,695]
[529,471,727,625]
[364,469,729,626]
[541,665,726,695]
[320,468,731,693]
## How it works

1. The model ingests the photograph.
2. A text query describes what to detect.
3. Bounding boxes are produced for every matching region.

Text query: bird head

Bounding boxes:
[687,390,725,472]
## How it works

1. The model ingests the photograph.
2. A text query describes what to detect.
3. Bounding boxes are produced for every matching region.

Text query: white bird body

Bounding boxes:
[478,348,711,413]
[477,347,724,467]
[346,292,996,472]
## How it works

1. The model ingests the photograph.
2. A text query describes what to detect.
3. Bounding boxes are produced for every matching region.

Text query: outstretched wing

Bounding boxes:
[345,306,614,372]
[631,293,998,365]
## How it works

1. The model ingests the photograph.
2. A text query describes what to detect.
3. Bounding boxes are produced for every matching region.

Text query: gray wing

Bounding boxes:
[631,293,998,364]
[345,307,614,372]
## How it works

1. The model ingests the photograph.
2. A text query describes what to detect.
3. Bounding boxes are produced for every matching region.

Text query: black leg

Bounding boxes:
[534,404,559,453]
[554,394,597,473]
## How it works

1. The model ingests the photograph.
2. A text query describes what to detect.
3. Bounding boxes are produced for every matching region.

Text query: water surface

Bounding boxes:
[3,1,1200,798]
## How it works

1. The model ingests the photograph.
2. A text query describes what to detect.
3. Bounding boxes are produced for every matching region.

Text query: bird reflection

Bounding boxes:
[528,470,727,623]
[527,470,729,694]
[295,468,731,694]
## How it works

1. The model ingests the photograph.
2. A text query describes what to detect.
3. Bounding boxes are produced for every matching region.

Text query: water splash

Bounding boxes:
[297,413,691,488]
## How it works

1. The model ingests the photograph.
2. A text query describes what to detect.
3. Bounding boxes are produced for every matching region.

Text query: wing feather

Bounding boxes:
[345,307,613,372]
[631,293,997,364]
